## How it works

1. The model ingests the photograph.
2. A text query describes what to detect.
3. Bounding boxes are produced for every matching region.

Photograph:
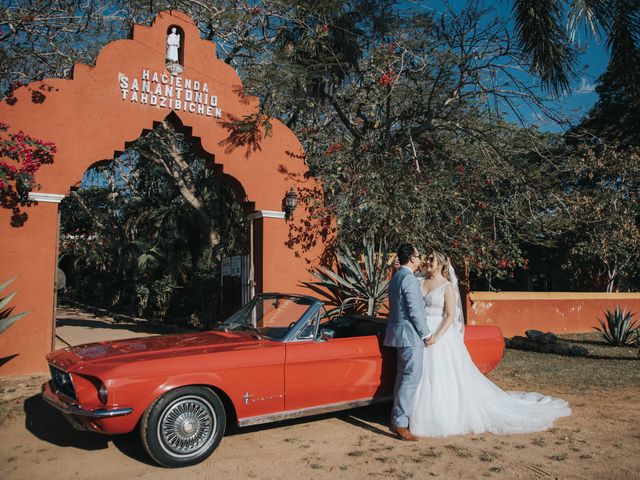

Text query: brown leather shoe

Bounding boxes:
[389,423,398,434]
[395,426,419,441]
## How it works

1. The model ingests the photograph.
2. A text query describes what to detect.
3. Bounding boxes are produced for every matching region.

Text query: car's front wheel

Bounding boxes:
[140,386,226,468]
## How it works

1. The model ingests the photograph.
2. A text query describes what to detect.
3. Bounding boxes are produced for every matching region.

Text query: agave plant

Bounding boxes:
[301,237,391,317]
[0,277,30,334]
[593,306,639,347]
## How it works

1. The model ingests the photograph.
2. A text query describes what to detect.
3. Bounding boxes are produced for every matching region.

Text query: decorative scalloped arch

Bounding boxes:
[1,10,313,209]
[0,11,328,376]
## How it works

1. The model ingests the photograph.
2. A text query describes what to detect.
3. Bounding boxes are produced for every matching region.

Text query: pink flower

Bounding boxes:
[325,143,344,155]
[378,71,395,87]
[0,124,56,198]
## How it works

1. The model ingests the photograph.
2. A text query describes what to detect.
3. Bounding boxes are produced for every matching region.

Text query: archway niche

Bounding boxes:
[0,10,327,375]
[58,113,253,338]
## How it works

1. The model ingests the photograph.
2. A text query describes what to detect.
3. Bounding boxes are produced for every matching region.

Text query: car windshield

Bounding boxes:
[216,295,315,340]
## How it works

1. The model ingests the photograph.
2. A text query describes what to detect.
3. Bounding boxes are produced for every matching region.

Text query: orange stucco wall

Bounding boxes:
[467,292,640,338]
[255,217,301,294]
[0,203,59,374]
[0,11,327,376]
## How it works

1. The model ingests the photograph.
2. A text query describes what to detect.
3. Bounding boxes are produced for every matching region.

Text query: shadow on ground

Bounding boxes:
[56,311,196,338]
[585,353,639,360]
[226,402,395,439]
[56,317,165,334]
[339,403,397,439]
[22,395,156,466]
[23,392,394,466]
[557,333,639,360]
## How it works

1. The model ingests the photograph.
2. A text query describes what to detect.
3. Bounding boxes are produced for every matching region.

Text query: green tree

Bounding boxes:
[8,0,635,295]
[60,120,249,323]
[251,3,571,286]
[561,146,640,291]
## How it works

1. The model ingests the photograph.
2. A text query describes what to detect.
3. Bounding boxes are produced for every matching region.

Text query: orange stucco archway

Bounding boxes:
[0,11,327,376]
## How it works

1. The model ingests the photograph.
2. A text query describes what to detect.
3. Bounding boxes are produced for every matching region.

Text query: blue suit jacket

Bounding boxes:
[384,266,431,347]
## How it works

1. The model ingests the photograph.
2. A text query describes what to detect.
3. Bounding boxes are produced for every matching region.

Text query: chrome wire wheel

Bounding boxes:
[142,386,226,467]
[157,395,216,458]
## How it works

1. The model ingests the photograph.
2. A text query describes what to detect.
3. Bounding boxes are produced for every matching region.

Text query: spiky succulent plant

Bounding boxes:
[301,237,391,317]
[0,277,29,334]
[594,306,638,347]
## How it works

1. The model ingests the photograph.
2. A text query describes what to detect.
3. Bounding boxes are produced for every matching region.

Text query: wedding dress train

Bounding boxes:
[410,283,571,437]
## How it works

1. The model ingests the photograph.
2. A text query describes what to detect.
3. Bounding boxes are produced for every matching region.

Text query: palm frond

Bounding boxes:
[513,0,576,95]
[605,0,640,92]
[137,245,167,272]
[567,0,606,43]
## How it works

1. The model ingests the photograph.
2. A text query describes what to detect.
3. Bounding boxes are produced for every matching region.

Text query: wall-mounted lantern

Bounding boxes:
[284,186,298,221]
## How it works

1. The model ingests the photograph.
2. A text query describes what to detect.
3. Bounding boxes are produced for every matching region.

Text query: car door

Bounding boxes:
[284,313,389,412]
[223,341,287,421]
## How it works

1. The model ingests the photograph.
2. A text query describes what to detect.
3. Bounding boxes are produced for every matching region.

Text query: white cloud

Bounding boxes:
[575,77,596,94]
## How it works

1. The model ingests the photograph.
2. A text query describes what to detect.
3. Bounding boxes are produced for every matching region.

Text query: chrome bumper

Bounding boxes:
[41,382,133,419]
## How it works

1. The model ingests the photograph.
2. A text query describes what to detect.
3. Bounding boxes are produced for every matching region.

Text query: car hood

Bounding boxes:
[47,330,264,371]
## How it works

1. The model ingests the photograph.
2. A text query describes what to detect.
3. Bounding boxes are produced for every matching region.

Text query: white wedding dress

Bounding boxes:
[410,282,571,437]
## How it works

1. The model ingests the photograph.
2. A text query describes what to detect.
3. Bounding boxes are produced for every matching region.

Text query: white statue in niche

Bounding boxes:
[166,27,184,75]
[167,27,180,62]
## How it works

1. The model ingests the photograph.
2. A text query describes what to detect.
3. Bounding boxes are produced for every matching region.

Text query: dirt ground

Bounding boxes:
[1,310,639,479]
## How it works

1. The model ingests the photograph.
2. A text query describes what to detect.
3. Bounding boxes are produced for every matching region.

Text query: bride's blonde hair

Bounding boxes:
[429,250,451,280]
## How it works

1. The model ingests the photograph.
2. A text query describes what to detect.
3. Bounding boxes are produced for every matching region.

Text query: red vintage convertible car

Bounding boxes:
[42,293,504,467]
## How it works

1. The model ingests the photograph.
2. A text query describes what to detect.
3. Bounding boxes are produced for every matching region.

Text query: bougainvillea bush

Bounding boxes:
[0,121,55,224]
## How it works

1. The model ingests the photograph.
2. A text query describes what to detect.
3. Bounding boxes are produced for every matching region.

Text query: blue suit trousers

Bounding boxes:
[391,345,424,428]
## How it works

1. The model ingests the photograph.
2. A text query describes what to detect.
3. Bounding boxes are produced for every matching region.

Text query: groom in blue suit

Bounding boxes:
[384,243,432,441]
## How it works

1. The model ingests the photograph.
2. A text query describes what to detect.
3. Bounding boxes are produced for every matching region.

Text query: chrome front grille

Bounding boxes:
[49,365,76,400]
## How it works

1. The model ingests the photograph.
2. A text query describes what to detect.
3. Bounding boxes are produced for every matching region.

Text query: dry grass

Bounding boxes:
[495,332,640,391]
[557,332,638,359]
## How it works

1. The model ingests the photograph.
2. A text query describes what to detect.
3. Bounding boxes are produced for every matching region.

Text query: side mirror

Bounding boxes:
[319,328,335,341]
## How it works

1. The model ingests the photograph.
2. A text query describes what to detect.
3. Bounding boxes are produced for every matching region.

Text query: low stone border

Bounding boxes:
[505,329,589,357]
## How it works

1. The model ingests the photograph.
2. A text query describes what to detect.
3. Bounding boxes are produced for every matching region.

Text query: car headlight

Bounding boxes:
[98,383,108,404]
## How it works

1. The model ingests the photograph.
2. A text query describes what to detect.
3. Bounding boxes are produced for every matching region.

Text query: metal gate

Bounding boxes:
[219,254,253,319]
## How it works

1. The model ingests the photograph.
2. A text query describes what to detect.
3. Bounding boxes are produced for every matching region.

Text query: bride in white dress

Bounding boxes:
[410,251,571,437]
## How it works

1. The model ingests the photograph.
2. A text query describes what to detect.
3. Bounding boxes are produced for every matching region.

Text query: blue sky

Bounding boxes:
[400,1,609,131]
